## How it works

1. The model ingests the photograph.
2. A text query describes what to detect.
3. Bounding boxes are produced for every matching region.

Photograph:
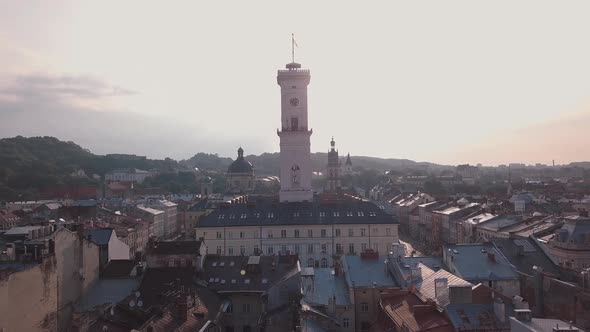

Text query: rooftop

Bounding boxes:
[493,238,561,277]
[381,292,453,332]
[510,316,583,332]
[416,269,472,307]
[136,205,164,215]
[77,279,140,311]
[101,259,137,278]
[198,255,300,293]
[444,243,519,282]
[446,304,509,331]
[84,228,114,246]
[343,255,398,288]
[199,198,396,228]
[301,268,351,306]
[3,225,45,236]
[150,240,203,256]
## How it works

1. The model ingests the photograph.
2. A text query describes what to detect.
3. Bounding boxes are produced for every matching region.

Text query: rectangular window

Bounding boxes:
[336,243,343,254]
[373,243,378,252]
[267,230,273,238]
[335,229,341,237]
[361,302,369,312]
[307,244,314,254]
[386,228,391,236]
[228,247,234,255]
[216,246,222,255]
[348,228,354,237]
[254,245,260,255]
[240,245,245,255]
[227,303,233,314]
[343,318,349,328]
[216,232,222,239]
[294,229,300,238]
[321,244,327,254]
[358,211,364,217]
[294,245,300,254]
[281,245,287,255]
[348,243,355,254]
[360,228,366,237]
[333,211,340,217]
[361,243,367,252]
[243,303,251,313]
[321,229,327,238]
[240,231,245,239]
[319,212,326,218]
[373,227,378,234]
[267,246,274,255]
[228,231,233,239]
[281,229,287,238]
[308,229,313,238]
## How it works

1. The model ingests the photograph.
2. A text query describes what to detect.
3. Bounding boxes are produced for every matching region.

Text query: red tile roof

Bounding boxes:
[381,292,454,332]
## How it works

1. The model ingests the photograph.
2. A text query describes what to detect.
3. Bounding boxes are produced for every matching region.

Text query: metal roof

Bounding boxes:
[444,243,519,282]
[83,229,113,246]
[302,268,351,306]
[344,255,398,288]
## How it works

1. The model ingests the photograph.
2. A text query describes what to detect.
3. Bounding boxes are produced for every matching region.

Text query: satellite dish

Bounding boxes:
[137,300,143,308]
[240,270,246,276]
[129,299,136,308]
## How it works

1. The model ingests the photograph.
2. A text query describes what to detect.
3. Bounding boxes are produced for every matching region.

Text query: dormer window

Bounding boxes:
[319,212,326,218]
[218,214,225,220]
[268,212,274,218]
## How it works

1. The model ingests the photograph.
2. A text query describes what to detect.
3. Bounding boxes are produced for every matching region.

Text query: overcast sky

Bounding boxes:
[1,1,589,166]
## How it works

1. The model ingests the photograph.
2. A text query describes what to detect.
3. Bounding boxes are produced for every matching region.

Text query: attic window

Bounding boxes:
[268,212,274,218]
[240,214,247,219]
[209,277,215,282]
[319,212,326,218]
[218,214,225,220]
[230,261,235,266]
[244,279,250,284]
[219,262,225,267]
[212,262,217,267]
[347,212,353,217]
[254,213,260,218]
[262,278,268,284]
[221,279,226,284]
[358,212,364,217]
[369,212,377,217]
[231,279,236,284]
[333,212,340,217]
[229,214,236,219]
[293,212,300,217]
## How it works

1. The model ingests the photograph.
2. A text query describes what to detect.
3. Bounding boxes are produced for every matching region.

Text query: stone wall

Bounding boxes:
[0,256,58,331]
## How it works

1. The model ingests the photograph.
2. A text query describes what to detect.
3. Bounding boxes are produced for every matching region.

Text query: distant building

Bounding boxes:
[84,228,130,268]
[146,240,205,270]
[0,209,21,231]
[144,199,178,238]
[326,137,341,192]
[133,204,165,238]
[510,309,583,332]
[105,168,154,184]
[226,147,255,194]
[539,213,590,272]
[342,153,353,176]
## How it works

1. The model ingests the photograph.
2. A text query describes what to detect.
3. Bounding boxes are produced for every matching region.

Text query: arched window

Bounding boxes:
[307,257,315,267]
[320,257,328,268]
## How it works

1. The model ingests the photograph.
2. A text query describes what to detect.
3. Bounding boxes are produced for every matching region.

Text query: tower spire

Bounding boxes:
[291,33,298,63]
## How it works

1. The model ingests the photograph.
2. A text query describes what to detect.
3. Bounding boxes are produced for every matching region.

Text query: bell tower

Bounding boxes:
[277,35,313,202]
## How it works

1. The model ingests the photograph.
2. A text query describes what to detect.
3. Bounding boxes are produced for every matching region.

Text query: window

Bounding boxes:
[241,213,247,219]
[216,232,222,239]
[369,211,377,217]
[335,229,341,237]
[321,229,327,237]
[319,212,326,218]
[348,243,355,254]
[373,243,378,252]
[228,247,234,255]
[294,229,300,238]
[307,244,314,254]
[229,214,236,219]
[294,245,300,254]
[333,211,340,217]
[218,214,225,220]
[360,228,366,236]
[267,230,273,238]
[348,228,354,237]
[361,302,369,312]
[267,246,274,254]
[281,229,287,238]
[254,212,260,218]
[358,211,364,217]
[254,245,260,255]
[243,303,251,313]
[308,229,313,238]
[361,243,367,252]
[321,244,327,253]
[386,228,391,236]
[281,245,287,255]
[240,231,245,239]
[240,245,246,255]
[293,212,300,217]
[347,211,353,217]
[228,231,234,239]
[227,303,233,314]
[321,257,328,268]
[268,212,274,218]
[343,318,349,328]
[216,246,222,255]
[373,228,378,234]
[307,258,315,267]
[336,243,343,254]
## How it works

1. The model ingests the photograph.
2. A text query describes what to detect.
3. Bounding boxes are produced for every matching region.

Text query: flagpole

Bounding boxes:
[291,33,295,63]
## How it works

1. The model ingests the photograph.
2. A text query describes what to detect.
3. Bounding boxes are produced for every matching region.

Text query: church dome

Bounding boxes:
[227,147,254,174]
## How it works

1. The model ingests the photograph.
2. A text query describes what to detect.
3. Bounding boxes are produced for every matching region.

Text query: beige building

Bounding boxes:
[541,214,590,271]
[133,204,165,238]
[145,199,178,238]
[196,198,399,268]
[226,147,255,194]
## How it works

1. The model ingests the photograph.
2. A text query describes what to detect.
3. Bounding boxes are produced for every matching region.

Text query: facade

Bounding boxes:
[84,228,130,268]
[226,147,255,194]
[111,217,151,258]
[133,204,165,238]
[146,240,206,270]
[277,61,313,202]
[196,198,399,268]
[326,137,341,193]
[104,168,154,183]
[391,192,435,233]
[0,209,21,231]
[145,199,178,238]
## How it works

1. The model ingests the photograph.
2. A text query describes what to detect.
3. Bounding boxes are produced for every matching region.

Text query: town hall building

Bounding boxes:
[195,56,399,267]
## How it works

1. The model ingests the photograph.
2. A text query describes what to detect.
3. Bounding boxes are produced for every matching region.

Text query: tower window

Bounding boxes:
[291,117,299,131]
[291,85,297,89]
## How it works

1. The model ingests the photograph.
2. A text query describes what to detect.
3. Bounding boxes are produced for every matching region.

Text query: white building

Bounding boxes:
[105,168,154,184]
[144,199,178,238]
[277,61,313,202]
[134,205,165,238]
[84,228,130,268]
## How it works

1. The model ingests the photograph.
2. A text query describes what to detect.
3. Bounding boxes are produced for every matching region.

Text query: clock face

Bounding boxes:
[289,97,299,107]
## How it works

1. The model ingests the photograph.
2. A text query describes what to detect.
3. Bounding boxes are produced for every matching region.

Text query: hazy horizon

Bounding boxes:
[1,1,590,166]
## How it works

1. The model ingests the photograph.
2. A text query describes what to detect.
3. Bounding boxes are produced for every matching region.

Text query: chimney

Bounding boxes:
[533,266,544,317]
[487,252,496,262]
[514,309,532,322]
[176,295,188,321]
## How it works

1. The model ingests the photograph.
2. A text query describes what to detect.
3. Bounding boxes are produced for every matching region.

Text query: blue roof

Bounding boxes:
[72,199,98,207]
[302,268,351,306]
[446,304,509,330]
[344,255,398,288]
[76,279,140,311]
[444,243,519,282]
[83,229,113,246]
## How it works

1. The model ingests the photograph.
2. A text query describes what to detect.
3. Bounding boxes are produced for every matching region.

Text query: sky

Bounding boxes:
[0,1,589,166]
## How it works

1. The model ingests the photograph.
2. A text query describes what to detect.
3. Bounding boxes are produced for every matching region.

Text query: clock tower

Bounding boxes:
[277,59,313,202]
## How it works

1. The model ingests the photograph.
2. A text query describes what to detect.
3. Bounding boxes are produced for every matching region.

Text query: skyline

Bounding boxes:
[1,1,590,166]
